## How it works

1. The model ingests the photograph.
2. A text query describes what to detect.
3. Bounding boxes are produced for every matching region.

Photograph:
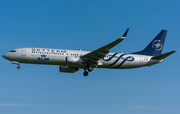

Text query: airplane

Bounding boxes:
[2,28,176,76]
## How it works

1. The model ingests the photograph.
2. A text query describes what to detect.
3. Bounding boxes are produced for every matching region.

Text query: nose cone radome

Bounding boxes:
[2,53,8,59]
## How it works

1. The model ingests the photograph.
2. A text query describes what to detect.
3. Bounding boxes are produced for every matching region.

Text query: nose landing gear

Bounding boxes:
[17,65,20,69]
[11,61,20,69]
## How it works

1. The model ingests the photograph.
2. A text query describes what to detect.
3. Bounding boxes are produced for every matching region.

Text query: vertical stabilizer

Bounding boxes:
[132,30,167,56]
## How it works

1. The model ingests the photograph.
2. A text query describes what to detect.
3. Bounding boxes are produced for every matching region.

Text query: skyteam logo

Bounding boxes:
[103,53,134,68]
[152,40,163,51]
[38,54,49,61]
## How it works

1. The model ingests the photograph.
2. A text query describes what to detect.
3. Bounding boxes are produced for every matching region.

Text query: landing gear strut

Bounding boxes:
[12,61,20,69]
[83,63,94,76]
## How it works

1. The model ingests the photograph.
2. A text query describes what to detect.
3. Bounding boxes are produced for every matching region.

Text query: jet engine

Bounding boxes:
[59,66,78,73]
[66,56,83,65]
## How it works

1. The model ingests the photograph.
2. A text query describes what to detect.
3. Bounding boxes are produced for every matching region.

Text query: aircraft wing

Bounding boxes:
[81,28,129,64]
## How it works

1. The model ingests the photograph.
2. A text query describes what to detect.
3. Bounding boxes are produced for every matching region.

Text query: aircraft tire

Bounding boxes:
[83,71,88,76]
[17,66,20,69]
[88,67,93,72]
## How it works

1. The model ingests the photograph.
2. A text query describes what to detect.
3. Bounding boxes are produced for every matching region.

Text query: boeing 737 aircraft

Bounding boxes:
[2,29,176,76]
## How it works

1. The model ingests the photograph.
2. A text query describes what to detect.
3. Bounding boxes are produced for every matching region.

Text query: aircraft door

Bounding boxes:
[21,49,26,56]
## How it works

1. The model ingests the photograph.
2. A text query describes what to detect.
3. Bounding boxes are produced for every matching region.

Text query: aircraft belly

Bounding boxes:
[117,61,141,69]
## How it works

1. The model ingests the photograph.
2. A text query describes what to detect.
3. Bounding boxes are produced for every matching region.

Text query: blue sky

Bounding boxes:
[0,0,180,114]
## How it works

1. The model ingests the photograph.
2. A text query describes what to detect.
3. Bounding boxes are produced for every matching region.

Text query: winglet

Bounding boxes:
[121,28,129,38]
[151,50,176,60]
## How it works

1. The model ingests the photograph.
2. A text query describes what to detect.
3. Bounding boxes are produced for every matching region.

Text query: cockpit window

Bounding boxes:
[9,50,16,52]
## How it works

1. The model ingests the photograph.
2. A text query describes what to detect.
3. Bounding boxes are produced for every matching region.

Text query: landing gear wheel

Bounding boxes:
[17,66,20,69]
[88,66,93,72]
[83,71,89,76]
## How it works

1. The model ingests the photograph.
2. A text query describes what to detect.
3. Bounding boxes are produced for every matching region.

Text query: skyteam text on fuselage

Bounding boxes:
[2,29,176,76]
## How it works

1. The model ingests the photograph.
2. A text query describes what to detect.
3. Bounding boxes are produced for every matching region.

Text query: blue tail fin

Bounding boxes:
[132,30,167,56]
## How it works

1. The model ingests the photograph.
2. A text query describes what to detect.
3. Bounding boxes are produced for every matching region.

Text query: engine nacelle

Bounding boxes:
[66,56,83,65]
[59,66,78,73]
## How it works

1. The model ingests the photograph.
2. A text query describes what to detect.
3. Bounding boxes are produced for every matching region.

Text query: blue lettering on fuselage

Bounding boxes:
[32,48,66,54]
[38,57,49,61]
[37,54,49,61]
[103,53,134,68]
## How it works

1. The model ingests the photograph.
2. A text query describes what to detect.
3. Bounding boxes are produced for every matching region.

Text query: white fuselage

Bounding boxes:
[3,48,162,69]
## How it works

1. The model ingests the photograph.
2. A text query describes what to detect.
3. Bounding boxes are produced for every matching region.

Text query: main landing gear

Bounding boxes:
[83,70,89,76]
[88,66,93,72]
[83,66,93,77]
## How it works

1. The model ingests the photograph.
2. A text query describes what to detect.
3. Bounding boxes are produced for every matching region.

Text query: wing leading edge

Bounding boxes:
[81,28,129,64]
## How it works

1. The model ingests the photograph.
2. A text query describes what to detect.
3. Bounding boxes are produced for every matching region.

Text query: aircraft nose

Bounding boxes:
[2,53,8,59]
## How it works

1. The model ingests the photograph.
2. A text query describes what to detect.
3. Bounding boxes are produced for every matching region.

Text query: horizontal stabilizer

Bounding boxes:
[151,51,176,60]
